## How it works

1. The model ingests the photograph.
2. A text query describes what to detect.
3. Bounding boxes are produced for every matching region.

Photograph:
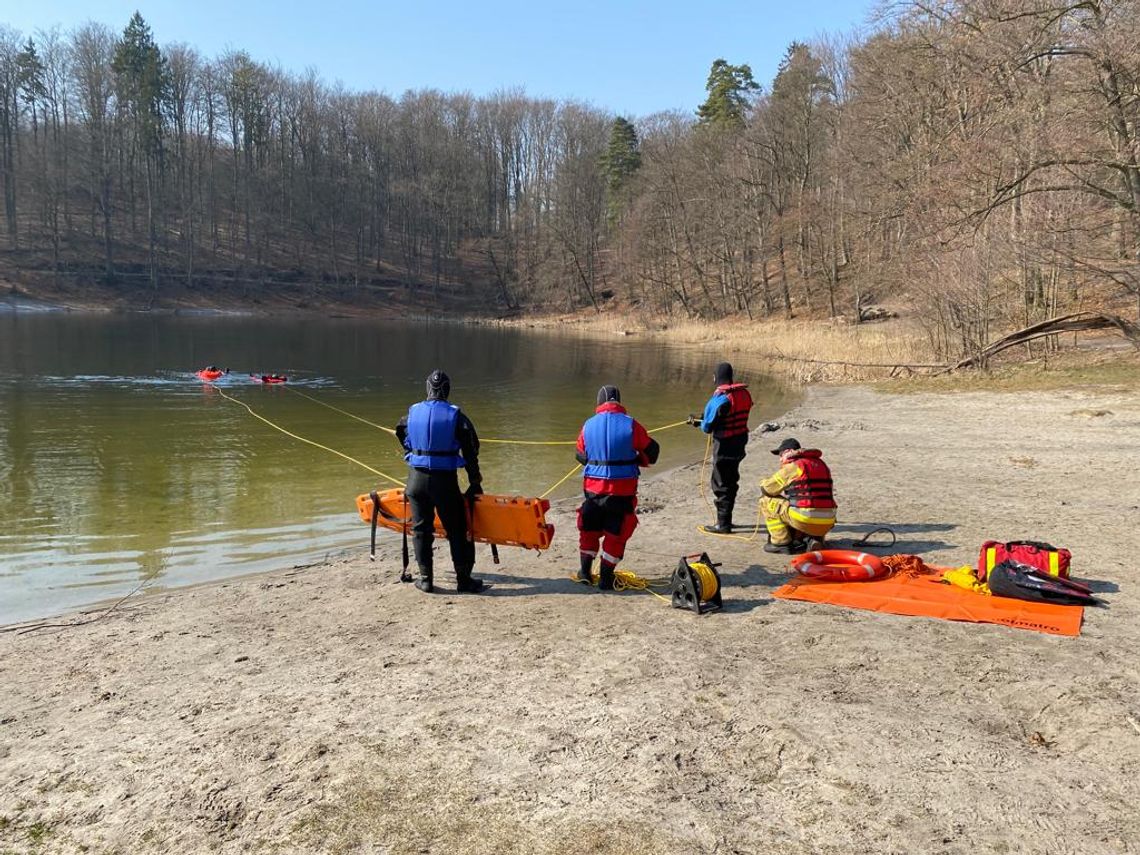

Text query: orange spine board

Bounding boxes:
[355,489,555,550]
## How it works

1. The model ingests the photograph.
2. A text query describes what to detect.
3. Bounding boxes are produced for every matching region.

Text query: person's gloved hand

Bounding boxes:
[686,413,702,428]
[465,482,484,500]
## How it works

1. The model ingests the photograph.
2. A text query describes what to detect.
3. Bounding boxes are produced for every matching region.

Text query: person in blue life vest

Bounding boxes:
[688,361,753,533]
[395,370,484,594]
[575,385,660,590]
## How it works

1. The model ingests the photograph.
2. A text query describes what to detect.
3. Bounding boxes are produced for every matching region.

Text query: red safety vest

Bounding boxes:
[783,450,836,509]
[714,384,752,439]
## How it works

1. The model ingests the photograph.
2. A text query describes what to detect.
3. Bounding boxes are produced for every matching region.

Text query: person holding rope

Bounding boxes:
[396,370,485,594]
[760,438,837,554]
[575,386,660,590]
[688,361,753,533]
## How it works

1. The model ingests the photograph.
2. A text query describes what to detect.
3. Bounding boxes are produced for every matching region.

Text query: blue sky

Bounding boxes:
[4,1,879,116]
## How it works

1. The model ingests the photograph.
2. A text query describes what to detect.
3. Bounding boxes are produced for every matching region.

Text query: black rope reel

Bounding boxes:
[670,552,723,615]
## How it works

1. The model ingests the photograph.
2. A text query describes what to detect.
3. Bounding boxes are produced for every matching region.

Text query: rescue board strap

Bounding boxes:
[369,491,380,561]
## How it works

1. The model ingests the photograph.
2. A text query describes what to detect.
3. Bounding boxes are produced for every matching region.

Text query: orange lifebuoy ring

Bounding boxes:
[790,549,888,582]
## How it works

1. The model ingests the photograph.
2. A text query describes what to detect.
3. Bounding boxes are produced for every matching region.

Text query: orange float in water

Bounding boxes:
[355,488,555,550]
[196,368,224,381]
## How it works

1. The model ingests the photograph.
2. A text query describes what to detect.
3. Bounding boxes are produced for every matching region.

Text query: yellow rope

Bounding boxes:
[219,389,692,519]
[690,561,720,601]
[215,387,405,487]
[486,418,689,445]
[279,387,692,499]
[285,387,690,446]
[696,495,767,543]
[570,569,673,603]
[285,387,398,435]
[539,463,583,499]
[614,569,673,602]
[482,438,576,445]
[647,419,691,434]
[697,432,713,509]
[535,420,691,499]
[694,428,769,542]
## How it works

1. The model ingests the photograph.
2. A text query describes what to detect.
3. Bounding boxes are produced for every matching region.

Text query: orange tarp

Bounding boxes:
[773,570,1083,637]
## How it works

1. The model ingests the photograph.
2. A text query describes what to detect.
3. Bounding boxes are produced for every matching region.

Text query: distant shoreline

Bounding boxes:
[5,283,1138,387]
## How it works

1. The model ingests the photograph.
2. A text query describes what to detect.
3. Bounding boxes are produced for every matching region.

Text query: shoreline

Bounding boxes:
[0,406,785,630]
[0,455,695,632]
[2,384,1138,853]
[7,286,1139,386]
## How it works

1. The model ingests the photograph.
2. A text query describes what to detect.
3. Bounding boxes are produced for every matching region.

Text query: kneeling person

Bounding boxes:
[761,438,836,554]
[576,386,660,590]
[396,370,485,593]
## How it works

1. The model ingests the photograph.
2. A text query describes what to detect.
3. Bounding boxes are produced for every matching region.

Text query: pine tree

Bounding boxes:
[112,12,169,289]
[696,59,760,130]
[770,42,832,114]
[112,12,168,156]
[15,39,47,115]
[599,116,641,222]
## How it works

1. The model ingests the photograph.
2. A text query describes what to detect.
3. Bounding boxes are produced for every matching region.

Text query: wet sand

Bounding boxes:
[2,385,1138,854]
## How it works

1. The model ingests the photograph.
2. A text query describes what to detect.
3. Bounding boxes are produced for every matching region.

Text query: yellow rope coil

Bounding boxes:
[689,561,720,602]
[570,569,673,603]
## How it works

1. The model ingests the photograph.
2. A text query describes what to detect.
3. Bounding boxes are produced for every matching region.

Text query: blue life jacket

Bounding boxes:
[582,411,640,480]
[404,400,464,470]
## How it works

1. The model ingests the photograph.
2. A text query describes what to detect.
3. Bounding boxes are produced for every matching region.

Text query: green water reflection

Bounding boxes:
[0,313,794,622]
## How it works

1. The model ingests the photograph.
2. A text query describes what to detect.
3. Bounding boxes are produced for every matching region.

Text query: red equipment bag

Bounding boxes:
[978,540,1071,582]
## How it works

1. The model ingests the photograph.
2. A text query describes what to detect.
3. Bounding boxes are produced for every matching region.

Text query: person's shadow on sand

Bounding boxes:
[467,571,620,598]
[468,565,781,613]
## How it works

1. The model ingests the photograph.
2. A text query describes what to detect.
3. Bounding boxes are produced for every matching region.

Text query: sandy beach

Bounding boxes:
[2,384,1139,854]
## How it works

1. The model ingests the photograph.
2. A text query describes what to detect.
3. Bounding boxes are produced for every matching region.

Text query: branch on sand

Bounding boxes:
[946,312,1140,372]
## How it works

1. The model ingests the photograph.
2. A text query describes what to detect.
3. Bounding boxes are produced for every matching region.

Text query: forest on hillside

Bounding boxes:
[1,1,1139,360]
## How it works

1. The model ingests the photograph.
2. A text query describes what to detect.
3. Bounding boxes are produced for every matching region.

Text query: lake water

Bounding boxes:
[0,312,794,623]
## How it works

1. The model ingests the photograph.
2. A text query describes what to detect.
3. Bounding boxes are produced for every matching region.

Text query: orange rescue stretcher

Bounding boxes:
[355,488,555,551]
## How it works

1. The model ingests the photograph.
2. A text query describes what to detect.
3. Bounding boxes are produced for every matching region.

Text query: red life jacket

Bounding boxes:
[783,450,836,509]
[714,384,752,439]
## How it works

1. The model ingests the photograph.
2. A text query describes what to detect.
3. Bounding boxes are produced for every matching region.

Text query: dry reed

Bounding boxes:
[496,312,930,383]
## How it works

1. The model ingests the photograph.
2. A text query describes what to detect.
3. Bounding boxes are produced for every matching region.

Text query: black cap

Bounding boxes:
[771,437,801,455]
[715,362,734,385]
[596,385,621,406]
[426,369,450,400]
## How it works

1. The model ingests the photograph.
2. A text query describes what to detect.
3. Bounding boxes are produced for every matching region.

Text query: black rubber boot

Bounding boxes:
[763,541,793,554]
[577,554,594,584]
[598,562,616,591]
[701,509,733,534]
[455,567,484,594]
[414,568,434,593]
